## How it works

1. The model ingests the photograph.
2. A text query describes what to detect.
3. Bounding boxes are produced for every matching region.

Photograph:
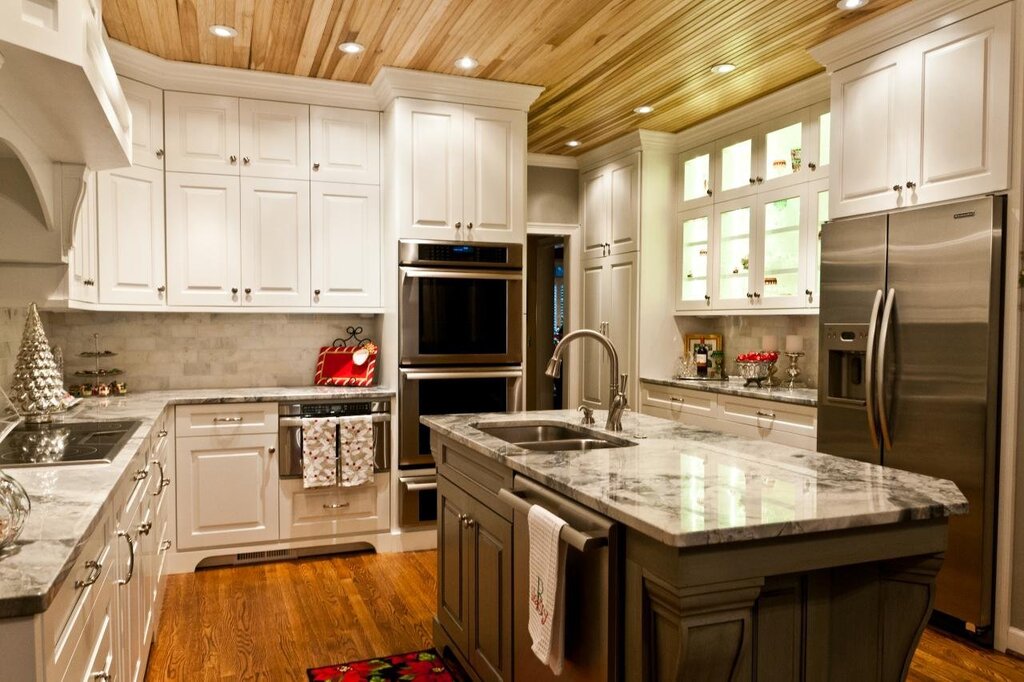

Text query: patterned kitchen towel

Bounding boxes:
[301,416,338,488]
[527,503,568,674]
[338,415,375,487]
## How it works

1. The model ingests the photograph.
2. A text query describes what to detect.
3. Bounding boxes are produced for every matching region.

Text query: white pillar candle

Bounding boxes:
[785,335,804,353]
[761,335,779,351]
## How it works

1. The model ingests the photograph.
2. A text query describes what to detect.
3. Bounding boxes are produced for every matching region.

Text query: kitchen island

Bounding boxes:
[422,409,967,681]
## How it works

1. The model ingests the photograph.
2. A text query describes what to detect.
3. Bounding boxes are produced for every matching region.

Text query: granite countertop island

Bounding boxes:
[424,409,968,679]
[641,375,819,407]
[422,409,964,547]
[0,386,394,618]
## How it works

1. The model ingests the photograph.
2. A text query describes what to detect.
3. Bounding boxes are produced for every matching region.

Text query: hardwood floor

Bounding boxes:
[147,550,1024,681]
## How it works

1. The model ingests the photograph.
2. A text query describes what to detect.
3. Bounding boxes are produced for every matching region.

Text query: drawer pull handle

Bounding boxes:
[74,560,103,589]
[158,429,168,438]
[756,410,777,419]
[117,531,135,586]
[323,502,350,510]
[213,416,244,423]
[151,460,169,495]
[670,396,685,403]
[132,468,149,481]
[137,520,153,536]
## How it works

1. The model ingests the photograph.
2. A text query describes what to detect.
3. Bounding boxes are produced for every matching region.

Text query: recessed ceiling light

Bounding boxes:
[338,42,364,54]
[455,56,479,70]
[710,63,736,74]
[566,140,581,148]
[209,25,238,38]
[633,105,654,115]
[837,0,869,9]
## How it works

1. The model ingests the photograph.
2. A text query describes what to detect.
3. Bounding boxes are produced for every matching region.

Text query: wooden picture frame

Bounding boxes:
[683,333,723,358]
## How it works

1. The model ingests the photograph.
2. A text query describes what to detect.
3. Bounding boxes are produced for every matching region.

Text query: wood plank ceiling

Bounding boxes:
[102,0,912,155]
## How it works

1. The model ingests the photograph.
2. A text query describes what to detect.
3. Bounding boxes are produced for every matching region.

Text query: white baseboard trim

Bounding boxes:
[1007,627,1024,655]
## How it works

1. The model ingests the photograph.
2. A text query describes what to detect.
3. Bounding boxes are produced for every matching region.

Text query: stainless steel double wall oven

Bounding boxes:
[398,240,524,525]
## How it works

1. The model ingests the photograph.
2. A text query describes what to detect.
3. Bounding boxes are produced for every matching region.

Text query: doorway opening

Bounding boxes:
[526,235,567,410]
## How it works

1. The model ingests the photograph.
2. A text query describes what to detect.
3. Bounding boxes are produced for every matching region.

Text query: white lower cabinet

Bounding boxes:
[640,381,818,450]
[279,474,389,540]
[97,165,167,305]
[310,182,381,308]
[175,432,280,550]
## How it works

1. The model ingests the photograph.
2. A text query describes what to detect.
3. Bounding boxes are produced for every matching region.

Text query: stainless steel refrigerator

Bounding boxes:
[817,195,1005,635]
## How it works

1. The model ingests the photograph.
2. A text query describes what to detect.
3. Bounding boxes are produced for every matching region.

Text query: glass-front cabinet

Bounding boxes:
[678,144,714,209]
[713,199,757,310]
[676,208,713,310]
[675,100,829,313]
[757,186,807,309]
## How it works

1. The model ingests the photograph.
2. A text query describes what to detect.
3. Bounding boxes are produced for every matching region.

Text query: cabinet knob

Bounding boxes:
[269,447,276,455]
[747,292,754,299]
[749,178,757,185]
[83,279,95,286]
[704,294,711,303]
[753,292,761,299]
[244,287,252,295]
[466,222,473,230]
[231,287,238,294]
[756,176,764,184]
[312,162,320,171]
[156,149,164,159]
[91,672,112,681]
[230,155,237,164]
[243,156,250,165]
[462,516,475,528]
[893,184,903,192]
[455,221,462,229]
[706,189,713,196]
[137,520,152,536]
[157,285,166,293]
[906,180,917,190]
[805,289,813,296]
[808,162,817,171]
[314,289,321,296]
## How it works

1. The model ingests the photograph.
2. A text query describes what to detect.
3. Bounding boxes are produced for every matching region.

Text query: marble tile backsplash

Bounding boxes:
[42,312,381,392]
[675,315,819,387]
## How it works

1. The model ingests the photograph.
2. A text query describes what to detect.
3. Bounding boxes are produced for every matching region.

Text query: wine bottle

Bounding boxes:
[695,337,709,378]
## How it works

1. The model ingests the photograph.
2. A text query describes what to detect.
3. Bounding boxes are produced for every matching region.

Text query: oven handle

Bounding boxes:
[278,414,391,428]
[401,268,523,281]
[402,369,524,381]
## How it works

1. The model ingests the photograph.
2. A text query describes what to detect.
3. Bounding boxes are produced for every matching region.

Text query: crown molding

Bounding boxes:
[674,73,829,152]
[108,40,544,112]
[809,0,1007,72]
[578,129,679,169]
[527,153,578,169]
[371,66,544,112]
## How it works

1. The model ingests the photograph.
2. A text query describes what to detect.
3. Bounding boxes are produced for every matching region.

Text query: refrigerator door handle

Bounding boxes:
[876,287,896,450]
[864,289,884,450]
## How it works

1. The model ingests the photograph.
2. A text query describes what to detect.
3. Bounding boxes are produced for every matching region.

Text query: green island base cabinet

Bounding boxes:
[424,410,966,682]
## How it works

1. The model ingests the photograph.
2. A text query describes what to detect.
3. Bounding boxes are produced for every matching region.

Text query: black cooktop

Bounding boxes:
[0,420,142,468]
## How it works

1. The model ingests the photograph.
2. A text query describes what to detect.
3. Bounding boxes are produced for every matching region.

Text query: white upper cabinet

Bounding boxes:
[121,78,164,170]
[759,108,812,191]
[678,143,715,209]
[395,98,526,242]
[755,185,808,310]
[714,126,760,202]
[310,106,380,184]
[165,172,241,306]
[240,178,310,307]
[581,152,640,260]
[675,206,713,312]
[69,171,98,303]
[97,166,167,306]
[462,105,525,242]
[829,2,1011,218]
[397,99,464,240]
[164,92,240,175]
[239,99,310,180]
[310,183,381,309]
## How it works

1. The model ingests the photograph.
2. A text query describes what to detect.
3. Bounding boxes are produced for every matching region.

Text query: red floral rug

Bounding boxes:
[307,649,458,681]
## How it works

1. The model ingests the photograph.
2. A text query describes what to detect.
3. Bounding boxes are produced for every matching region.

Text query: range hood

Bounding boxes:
[0,0,131,264]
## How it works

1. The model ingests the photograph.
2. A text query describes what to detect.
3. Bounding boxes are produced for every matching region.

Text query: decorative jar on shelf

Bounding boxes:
[0,470,31,552]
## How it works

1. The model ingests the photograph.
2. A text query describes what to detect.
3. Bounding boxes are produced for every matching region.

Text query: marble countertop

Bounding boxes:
[0,385,394,618]
[641,376,819,407]
[422,410,967,548]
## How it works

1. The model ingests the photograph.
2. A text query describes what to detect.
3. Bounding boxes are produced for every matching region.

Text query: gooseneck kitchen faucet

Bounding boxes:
[544,329,629,431]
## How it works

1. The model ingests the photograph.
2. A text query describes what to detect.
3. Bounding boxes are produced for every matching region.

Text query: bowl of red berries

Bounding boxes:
[734,351,779,387]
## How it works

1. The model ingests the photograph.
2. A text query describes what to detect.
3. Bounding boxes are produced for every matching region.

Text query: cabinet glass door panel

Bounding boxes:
[719,139,753,194]
[764,122,803,182]
[678,212,712,310]
[715,202,754,308]
[805,178,829,307]
[680,145,714,208]
[760,193,802,302]
[818,112,831,169]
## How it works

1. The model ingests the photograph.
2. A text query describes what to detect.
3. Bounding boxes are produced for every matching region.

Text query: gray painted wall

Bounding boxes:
[527,166,578,225]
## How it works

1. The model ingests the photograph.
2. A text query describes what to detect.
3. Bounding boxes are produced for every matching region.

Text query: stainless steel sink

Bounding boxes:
[473,421,634,452]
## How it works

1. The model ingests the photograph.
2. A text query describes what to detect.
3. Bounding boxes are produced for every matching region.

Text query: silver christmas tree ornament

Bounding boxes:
[10,304,65,423]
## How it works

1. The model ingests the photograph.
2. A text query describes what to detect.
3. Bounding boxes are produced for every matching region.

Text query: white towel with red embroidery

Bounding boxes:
[338,415,375,487]
[527,503,568,674]
[301,417,338,488]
